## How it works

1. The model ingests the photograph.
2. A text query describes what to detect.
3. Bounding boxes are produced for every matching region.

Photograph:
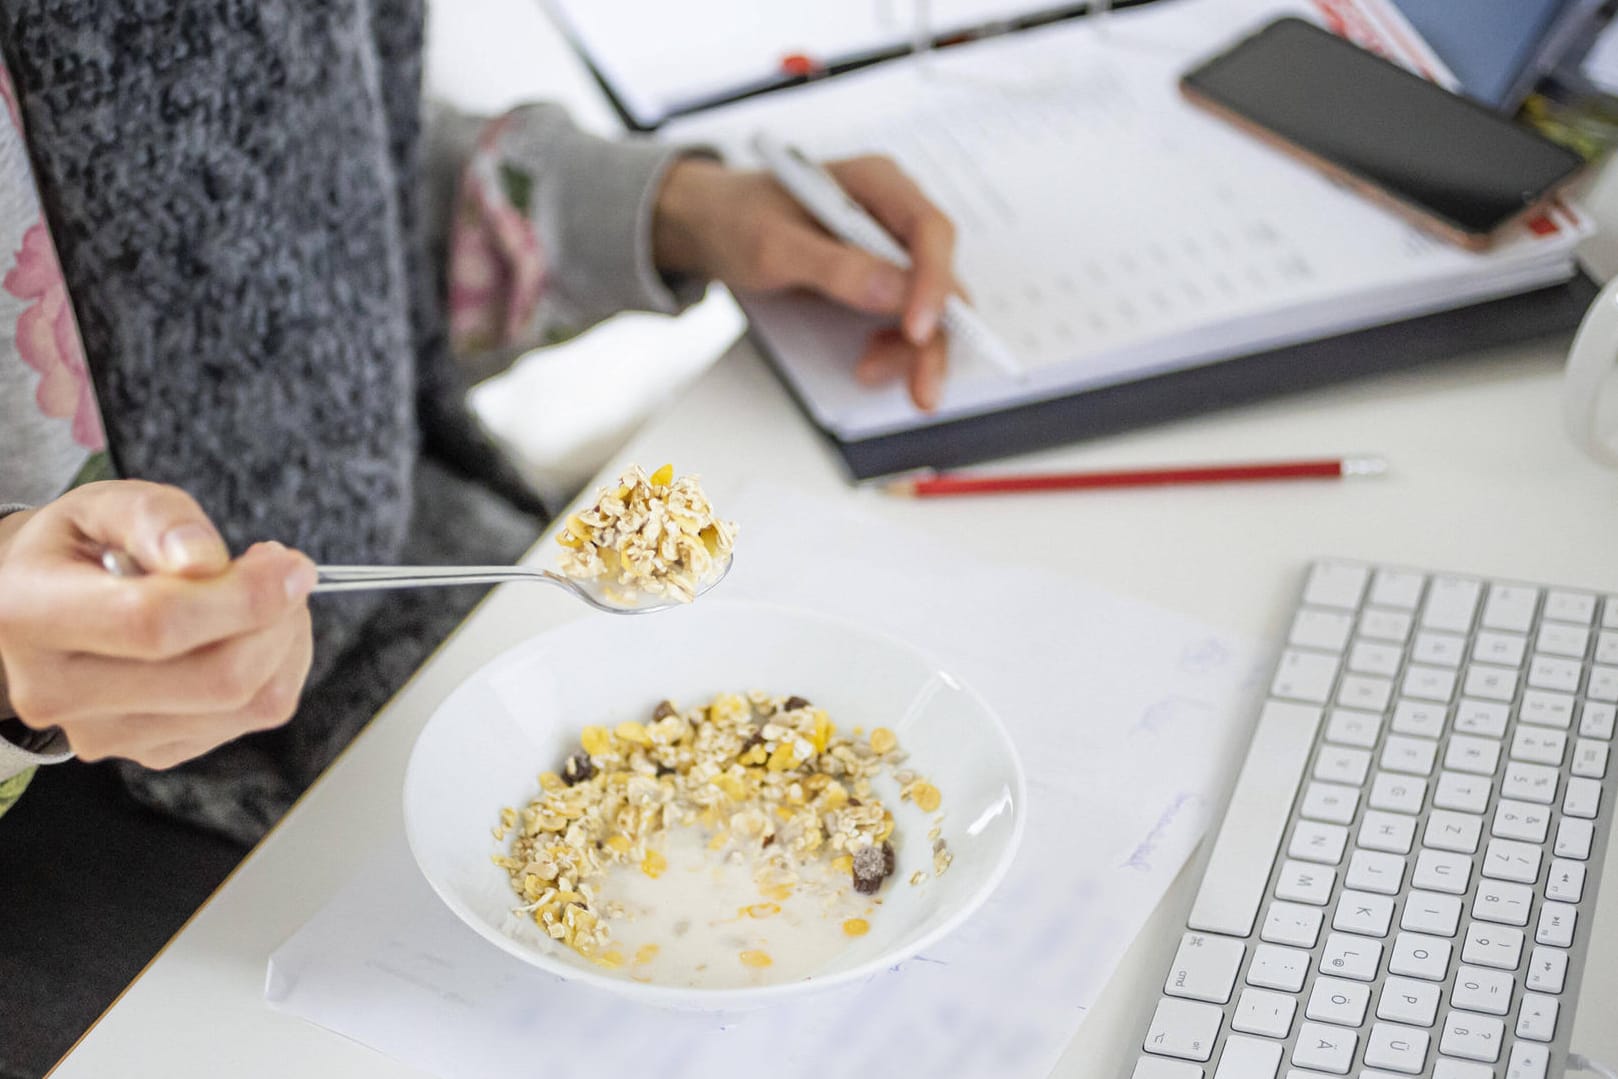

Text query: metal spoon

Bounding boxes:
[99,548,732,615]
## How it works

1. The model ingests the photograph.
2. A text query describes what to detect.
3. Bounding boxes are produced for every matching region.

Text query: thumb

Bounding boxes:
[68,480,231,578]
[770,223,909,316]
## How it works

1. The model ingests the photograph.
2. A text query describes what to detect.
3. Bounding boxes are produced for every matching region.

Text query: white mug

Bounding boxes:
[1566,274,1618,467]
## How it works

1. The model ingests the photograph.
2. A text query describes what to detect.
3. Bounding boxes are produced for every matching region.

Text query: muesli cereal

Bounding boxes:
[491,692,950,970]
[556,464,735,602]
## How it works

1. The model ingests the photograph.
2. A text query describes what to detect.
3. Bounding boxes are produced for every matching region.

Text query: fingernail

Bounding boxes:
[284,560,318,600]
[906,305,939,346]
[918,379,940,412]
[866,268,906,310]
[161,522,225,571]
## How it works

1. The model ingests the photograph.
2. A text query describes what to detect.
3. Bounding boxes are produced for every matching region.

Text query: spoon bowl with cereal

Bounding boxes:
[102,464,736,615]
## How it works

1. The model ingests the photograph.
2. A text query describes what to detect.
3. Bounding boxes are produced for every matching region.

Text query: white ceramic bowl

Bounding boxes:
[403,599,1025,1010]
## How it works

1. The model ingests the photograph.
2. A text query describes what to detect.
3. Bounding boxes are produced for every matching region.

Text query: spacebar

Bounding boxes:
[1186,699,1324,938]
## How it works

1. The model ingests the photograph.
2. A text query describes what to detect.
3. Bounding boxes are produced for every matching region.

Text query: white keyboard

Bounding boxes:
[1133,561,1615,1079]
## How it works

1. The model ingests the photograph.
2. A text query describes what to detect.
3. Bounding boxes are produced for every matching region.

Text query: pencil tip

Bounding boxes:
[882,479,916,497]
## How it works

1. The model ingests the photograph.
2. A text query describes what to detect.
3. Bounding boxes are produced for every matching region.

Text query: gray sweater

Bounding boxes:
[0,0,700,842]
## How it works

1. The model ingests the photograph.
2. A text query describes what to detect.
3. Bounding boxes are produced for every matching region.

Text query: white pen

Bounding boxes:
[750,133,1021,379]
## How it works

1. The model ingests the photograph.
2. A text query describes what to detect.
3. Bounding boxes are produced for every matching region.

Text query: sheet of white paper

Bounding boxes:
[663,0,1590,439]
[267,487,1267,1079]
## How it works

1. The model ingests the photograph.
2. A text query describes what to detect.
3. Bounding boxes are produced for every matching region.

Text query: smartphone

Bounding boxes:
[1180,17,1586,250]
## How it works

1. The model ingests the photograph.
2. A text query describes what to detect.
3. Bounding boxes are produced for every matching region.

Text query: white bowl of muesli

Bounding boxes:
[403,599,1026,1010]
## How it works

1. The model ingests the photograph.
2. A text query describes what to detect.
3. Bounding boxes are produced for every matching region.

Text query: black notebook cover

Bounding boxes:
[747,272,1600,481]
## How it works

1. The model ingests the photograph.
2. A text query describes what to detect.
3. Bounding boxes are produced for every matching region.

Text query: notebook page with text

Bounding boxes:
[663,0,1589,440]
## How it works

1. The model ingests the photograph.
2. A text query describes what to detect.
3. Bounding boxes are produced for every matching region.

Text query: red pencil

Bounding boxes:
[884,455,1388,497]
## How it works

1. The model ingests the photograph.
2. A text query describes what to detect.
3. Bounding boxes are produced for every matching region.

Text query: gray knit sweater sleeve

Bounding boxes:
[422,101,707,383]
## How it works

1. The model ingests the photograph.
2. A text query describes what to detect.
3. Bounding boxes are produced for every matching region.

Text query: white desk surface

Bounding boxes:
[48,324,1618,1076]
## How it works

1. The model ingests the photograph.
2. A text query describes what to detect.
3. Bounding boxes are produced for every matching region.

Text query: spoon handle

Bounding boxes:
[99,550,554,594]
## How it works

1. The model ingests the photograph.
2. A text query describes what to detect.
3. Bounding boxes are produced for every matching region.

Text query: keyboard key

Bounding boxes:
[1350,640,1404,677]
[1249,941,1311,990]
[1461,923,1522,969]
[1481,838,1541,884]
[1606,596,1618,629]
[1471,881,1534,926]
[1451,965,1514,1015]
[1572,737,1609,778]
[1473,630,1526,667]
[1564,776,1602,818]
[1370,569,1423,609]
[1346,849,1405,895]
[1425,809,1482,853]
[1287,820,1348,865]
[1401,664,1455,702]
[1275,860,1336,906]
[1361,810,1418,854]
[1546,858,1585,902]
[1314,746,1371,786]
[1390,699,1445,739]
[1589,664,1618,702]
[1402,892,1463,937]
[1526,945,1568,993]
[1555,817,1594,859]
[1433,772,1491,814]
[1144,997,1222,1062]
[1544,589,1596,625]
[1422,576,1480,633]
[1516,992,1558,1042]
[1443,735,1498,776]
[1324,708,1381,749]
[1364,1022,1429,1074]
[1463,664,1517,702]
[1300,781,1359,825]
[1412,850,1472,895]
[1360,606,1414,643]
[1453,699,1509,738]
[1500,762,1558,805]
[1506,1041,1551,1079]
[1368,772,1426,815]
[1581,700,1616,740]
[1290,607,1354,651]
[1338,674,1392,712]
[1213,1035,1282,1079]
[1306,975,1370,1025]
[1380,735,1437,776]
[1187,701,1324,938]
[1273,651,1340,704]
[1319,931,1381,980]
[1491,800,1549,843]
[1482,583,1538,632]
[1165,932,1245,1004]
[1599,630,1618,665]
[1261,903,1324,949]
[1518,690,1574,730]
[1527,655,1581,693]
[1131,1057,1202,1079]
[1536,622,1589,658]
[1535,902,1576,948]
[1305,561,1369,610]
[1411,630,1465,667]
[1292,1021,1357,1073]
[1332,890,1393,936]
[1232,988,1296,1039]
[1510,727,1566,766]
[1439,1010,1505,1063]
[1388,931,1450,980]
[1378,976,1441,1027]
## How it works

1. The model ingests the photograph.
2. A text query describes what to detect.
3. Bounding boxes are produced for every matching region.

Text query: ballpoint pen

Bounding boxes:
[751,132,1022,379]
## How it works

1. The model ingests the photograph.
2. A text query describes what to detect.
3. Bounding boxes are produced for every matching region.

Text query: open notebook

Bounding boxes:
[648,0,1592,473]
[545,0,1109,130]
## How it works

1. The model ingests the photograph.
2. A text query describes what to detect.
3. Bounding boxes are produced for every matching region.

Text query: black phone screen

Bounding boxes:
[1181,18,1584,237]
